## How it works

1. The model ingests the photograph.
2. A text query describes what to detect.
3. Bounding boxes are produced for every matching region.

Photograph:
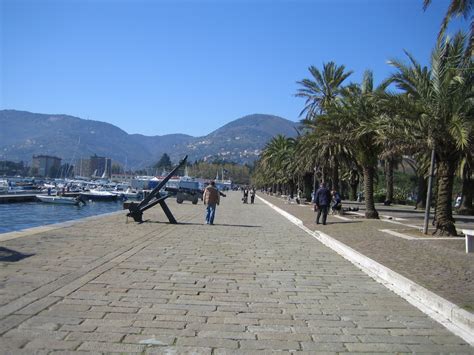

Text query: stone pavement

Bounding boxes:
[259,193,474,312]
[0,192,471,353]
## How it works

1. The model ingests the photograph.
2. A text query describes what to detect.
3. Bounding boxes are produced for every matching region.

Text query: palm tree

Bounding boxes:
[423,0,473,50]
[296,62,353,116]
[387,32,473,235]
[336,71,388,219]
[296,62,353,191]
[259,135,297,194]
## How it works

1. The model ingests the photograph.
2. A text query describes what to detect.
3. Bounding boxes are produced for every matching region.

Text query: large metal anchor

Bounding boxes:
[127,155,188,223]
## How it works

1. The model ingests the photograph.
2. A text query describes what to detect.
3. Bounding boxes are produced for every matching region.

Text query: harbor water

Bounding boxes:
[0,200,124,234]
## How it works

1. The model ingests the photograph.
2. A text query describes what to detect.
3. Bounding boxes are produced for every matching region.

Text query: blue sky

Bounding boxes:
[0,0,469,136]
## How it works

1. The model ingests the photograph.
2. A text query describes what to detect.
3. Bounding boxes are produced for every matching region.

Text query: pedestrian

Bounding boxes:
[314,182,332,225]
[203,180,220,225]
[250,187,256,204]
[454,194,462,208]
[331,189,342,214]
[243,187,249,204]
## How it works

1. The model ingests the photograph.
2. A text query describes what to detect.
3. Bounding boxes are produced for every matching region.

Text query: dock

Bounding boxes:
[0,194,37,204]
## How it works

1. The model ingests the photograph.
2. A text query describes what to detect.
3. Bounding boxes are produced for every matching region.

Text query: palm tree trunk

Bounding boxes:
[415,175,427,209]
[349,169,358,201]
[332,157,339,191]
[459,164,473,215]
[385,158,394,203]
[434,158,457,236]
[363,165,379,219]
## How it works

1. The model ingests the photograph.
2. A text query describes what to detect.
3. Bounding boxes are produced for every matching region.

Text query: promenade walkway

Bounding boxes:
[0,192,471,353]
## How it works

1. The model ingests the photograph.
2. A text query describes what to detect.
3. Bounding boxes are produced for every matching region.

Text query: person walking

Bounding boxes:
[203,180,220,225]
[331,189,342,214]
[250,187,256,204]
[314,182,331,225]
[243,187,249,204]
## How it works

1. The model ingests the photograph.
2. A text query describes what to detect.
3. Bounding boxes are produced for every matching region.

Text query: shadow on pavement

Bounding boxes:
[0,247,34,262]
[211,223,261,228]
[139,221,262,228]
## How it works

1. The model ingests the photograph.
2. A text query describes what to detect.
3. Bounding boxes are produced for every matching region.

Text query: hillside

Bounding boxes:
[0,110,299,168]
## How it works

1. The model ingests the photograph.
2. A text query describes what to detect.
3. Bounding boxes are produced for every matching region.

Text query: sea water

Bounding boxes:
[0,200,124,234]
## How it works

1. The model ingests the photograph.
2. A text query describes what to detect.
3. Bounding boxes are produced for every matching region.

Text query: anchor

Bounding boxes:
[126,155,188,223]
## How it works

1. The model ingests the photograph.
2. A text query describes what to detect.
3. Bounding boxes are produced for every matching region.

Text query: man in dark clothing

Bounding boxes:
[314,182,331,225]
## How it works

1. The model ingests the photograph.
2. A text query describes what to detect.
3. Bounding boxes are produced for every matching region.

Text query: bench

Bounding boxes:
[461,229,474,253]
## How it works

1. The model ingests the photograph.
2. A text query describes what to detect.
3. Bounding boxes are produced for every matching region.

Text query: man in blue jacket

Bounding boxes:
[314,182,331,225]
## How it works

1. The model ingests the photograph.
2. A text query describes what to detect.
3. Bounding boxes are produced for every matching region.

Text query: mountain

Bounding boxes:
[0,110,299,168]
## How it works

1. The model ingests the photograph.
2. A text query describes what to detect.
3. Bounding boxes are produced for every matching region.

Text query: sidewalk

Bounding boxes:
[259,194,474,313]
[0,192,471,353]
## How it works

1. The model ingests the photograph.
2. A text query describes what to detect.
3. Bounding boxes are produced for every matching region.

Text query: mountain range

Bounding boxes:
[0,110,299,168]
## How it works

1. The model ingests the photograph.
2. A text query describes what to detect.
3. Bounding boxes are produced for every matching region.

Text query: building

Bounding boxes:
[32,155,61,177]
[74,155,112,178]
[74,158,91,178]
[89,155,112,178]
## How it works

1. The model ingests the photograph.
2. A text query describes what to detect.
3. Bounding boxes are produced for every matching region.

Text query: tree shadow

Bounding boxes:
[0,247,34,262]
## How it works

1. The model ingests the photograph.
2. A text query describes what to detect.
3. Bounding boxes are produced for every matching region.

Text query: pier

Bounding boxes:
[0,192,471,352]
[0,194,37,204]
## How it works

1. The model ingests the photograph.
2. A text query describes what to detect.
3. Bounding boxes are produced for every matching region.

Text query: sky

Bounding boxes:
[0,0,470,137]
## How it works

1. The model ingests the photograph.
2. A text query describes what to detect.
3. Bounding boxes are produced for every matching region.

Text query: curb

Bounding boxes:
[257,195,474,346]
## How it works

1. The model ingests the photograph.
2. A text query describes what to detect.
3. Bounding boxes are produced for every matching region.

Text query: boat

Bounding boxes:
[111,187,142,200]
[0,180,9,194]
[36,194,85,205]
[80,188,118,201]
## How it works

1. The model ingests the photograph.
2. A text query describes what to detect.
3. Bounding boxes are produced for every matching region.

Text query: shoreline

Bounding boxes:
[0,210,124,242]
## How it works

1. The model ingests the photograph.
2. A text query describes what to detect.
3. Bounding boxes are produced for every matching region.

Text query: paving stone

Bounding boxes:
[1,350,49,355]
[24,338,81,350]
[0,337,29,349]
[145,346,212,354]
[3,329,69,340]
[103,312,154,321]
[176,336,238,349]
[214,350,294,355]
[344,342,412,352]
[81,318,134,328]
[122,334,175,345]
[78,341,146,352]
[141,328,196,337]
[186,323,245,332]
[238,339,300,350]
[407,344,473,352]
[66,331,125,342]
[197,330,256,340]
[94,325,143,334]
[133,320,187,329]
[300,341,347,352]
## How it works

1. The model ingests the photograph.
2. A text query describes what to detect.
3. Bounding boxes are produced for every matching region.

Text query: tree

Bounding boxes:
[296,62,353,191]
[154,153,172,171]
[423,0,473,49]
[111,163,123,174]
[259,135,297,194]
[335,70,388,219]
[387,32,473,235]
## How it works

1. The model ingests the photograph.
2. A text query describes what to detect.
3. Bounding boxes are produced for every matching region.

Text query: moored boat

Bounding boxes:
[80,189,118,201]
[0,180,9,194]
[36,195,84,205]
